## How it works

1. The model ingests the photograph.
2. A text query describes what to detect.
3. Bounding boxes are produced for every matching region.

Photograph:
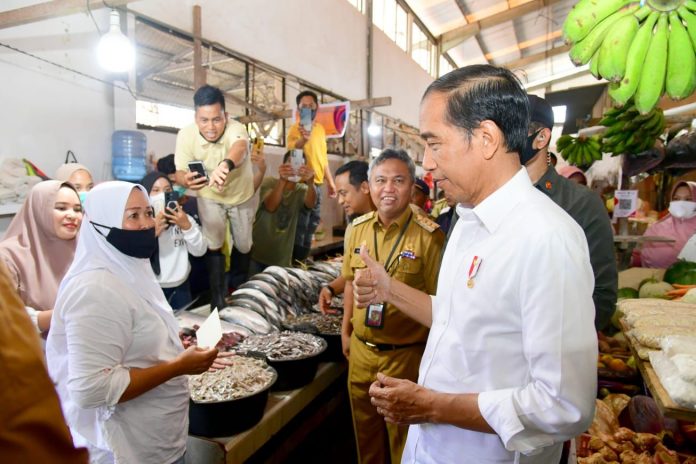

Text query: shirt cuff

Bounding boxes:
[25,306,41,333]
[478,390,555,455]
[104,365,131,407]
[181,221,199,237]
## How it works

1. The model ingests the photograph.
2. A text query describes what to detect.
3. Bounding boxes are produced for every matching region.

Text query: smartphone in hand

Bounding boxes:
[288,149,303,182]
[300,107,313,132]
[188,161,207,181]
[254,137,264,151]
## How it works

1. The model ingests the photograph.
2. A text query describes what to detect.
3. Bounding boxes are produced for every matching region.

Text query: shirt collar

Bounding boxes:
[374,206,413,232]
[197,126,227,146]
[472,167,531,234]
[534,165,560,194]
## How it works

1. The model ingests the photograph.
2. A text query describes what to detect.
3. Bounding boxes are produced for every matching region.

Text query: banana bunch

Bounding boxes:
[599,103,666,155]
[563,0,696,113]
[557,134,603,167]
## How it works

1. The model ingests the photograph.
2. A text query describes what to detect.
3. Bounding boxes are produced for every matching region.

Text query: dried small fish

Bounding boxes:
[189,356,275,403]
[236,331,326,361]
[285,313,342,335]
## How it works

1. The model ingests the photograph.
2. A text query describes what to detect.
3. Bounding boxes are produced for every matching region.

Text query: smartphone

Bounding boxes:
[288,149,304,182]
[151,194,165,217]
[188,160,207,181]
[300,107,313,132]
[254,137,264,151]
[164,191,180,211]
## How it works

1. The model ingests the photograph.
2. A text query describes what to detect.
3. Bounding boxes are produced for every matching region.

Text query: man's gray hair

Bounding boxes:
[368,149,416,181]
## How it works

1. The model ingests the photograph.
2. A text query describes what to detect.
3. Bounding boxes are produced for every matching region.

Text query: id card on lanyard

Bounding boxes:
[365,213,412,329]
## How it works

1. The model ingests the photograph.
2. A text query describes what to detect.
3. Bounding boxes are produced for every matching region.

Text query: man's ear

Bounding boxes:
[478,120,502,160]
[535,127,552,150]
[360,181,370,195]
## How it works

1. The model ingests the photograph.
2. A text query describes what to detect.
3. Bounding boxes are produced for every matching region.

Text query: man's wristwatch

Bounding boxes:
[220,159,235,171]
[323,285,336,297]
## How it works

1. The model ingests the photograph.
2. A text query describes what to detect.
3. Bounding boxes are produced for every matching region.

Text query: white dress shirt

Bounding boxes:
[402,168,597,463]
[47,269,188,464]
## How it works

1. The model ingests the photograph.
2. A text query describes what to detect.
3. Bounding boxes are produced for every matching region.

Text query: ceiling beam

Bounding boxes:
[441,0,564,52]
[485,29,561,62]
[502,43,570,70]
[452,0,489,64]
[237,96,392,125]
[0,0,136,29]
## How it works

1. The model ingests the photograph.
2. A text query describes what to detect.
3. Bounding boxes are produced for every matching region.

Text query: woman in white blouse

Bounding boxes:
[47,181,218,464]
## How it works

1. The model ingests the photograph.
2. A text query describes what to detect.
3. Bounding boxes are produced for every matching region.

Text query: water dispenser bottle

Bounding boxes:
[112,130,147,181]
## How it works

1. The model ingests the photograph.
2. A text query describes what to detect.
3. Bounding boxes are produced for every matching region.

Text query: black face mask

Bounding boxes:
[519,129,544,165]
[91,222,158,259]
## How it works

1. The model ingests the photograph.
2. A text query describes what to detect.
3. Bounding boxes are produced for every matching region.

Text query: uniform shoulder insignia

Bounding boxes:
[351,211,375,227]
[413,213,439,233]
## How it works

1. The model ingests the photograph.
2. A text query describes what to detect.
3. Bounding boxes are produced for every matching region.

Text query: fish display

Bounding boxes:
[189,356,276,402]
[235,331,327,361]
[284,313,342,335]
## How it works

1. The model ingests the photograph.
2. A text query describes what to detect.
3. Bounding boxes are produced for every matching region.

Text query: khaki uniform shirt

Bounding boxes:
[342,207,444,345]
[174,120,253,205]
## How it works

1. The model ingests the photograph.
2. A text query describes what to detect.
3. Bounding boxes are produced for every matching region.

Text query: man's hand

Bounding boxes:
[298,166,315,184]
[183,171,207,191]
[278,163,295,181]
[209,162,230,191]
[299,126,311,141]
[326,179,337,199]
[164,204,191,231]
[341,330,351,360]
[318,286,338,315]
[353,245,391,308]
[154,211,168,237]
[369,373,433,425]
[251,146,266,172]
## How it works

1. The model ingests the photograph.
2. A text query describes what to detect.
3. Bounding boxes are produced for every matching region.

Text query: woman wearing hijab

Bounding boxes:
[557,165,588,186]
[140,172,207,310]
[637,181,696,268]
[46,181,218,464]
[0,180,82,333]
[55,163,94,203]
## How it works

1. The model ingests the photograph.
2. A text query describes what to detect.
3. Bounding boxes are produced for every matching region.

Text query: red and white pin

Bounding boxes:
[467,255,482,288]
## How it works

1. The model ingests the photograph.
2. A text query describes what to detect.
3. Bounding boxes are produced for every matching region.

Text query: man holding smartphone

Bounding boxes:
[174,85,254,311]
[287,90,337,261]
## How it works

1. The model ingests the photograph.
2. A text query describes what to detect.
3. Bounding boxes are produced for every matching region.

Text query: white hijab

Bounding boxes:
[58,181,180,347]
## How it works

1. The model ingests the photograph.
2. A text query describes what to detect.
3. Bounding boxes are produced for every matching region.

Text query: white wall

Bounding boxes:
[130,0,433,126]
[0,6,115,181]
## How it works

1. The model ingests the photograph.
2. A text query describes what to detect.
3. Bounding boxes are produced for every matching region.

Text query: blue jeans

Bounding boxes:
[163,281,193,310]
[294,184,322,249]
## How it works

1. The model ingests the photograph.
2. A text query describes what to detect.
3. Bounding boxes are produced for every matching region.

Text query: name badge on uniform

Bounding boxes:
[365,302,385,329]
[467,255,482,288]
[400,250,416,260]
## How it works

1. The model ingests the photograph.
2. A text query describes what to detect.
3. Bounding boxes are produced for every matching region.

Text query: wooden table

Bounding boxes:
[310,234,344,257]
[185,362,347,464]
[621,320,696,422]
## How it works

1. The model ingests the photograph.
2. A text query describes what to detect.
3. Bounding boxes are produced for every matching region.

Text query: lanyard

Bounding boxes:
[373,212,412,275]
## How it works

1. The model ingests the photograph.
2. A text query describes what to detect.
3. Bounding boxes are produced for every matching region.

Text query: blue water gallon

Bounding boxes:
[112,130,147,181]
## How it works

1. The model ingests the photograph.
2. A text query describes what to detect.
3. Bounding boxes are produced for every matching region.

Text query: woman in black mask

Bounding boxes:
[47,181,218,464]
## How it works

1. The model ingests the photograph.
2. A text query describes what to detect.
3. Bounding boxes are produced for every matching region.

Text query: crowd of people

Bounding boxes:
[3,65,696,463]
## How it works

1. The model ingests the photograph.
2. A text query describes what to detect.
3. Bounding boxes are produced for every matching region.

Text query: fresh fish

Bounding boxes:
[236,331,326,361]
[263,266,290,288]
[219,307,275,334]
[238,280,278,300]
[230,289,283,328]
[189,356,275,402]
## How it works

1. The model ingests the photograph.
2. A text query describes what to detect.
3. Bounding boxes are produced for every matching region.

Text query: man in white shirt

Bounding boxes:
[354,64,597,463]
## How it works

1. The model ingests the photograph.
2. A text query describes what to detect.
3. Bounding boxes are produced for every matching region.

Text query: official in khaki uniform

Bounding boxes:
[342,149,444,464]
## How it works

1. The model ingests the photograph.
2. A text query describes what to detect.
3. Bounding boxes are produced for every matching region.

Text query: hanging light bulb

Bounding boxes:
[97,10,134,73]
[367,124,381,137]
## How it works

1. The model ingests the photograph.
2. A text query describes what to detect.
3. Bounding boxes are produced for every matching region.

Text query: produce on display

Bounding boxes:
[579,395,696,463]
[564,0,696,112]
[179,326,245,351]
[284,312,342,335]
[638,280,675,299]
[599,104,666,156]
[556,133,603,167]
[664,260,696,285]
[189,355,276,403]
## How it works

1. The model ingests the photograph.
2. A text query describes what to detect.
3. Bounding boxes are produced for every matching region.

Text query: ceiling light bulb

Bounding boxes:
[97,10,134,73]
[367,124,381,137]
